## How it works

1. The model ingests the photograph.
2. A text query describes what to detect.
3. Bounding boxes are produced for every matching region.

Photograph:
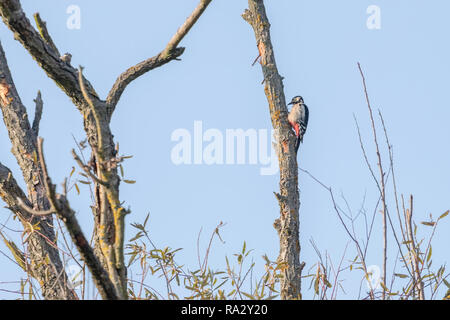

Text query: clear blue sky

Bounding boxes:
[1,0,450,299]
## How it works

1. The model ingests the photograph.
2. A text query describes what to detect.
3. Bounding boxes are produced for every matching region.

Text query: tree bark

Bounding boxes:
[0,42,77,300]
[243,0,304,299]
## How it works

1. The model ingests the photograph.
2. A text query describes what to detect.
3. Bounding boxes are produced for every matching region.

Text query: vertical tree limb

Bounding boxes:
[0,41,76,299]
[243,0,303,299]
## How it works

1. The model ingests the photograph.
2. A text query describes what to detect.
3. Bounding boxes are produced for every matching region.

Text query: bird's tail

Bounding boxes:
[295,136,301,153]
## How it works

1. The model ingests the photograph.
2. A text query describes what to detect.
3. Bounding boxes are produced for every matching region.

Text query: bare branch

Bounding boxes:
[357,62,388,299]
[379,112,405,242]
[162,0,213,57]
[77,66,105,158]
[16,197,54,216]
[105,48,184,113]
[32,90,43,135]
[71,149,108,186]
[106,0,213,113]
[33,13,60,57]
[299,167,375,299]
[0,162,31,217]
[0,0,100,111]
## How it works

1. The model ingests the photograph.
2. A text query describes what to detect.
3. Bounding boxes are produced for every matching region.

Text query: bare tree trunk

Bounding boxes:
[242,0,304,300]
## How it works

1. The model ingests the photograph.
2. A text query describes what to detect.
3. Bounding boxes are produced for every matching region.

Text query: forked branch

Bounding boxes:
[106,0,213,114]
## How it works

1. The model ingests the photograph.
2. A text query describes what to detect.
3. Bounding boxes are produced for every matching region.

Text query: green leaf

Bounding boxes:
[0,231,26,271]
[127,251,138,267]
[439,210,449,220]
[314,277,319,295]
[241,292,255,300]
[394,273,408,279]
[421,221,436,227]
[427,246,432,263]
[227,289,236,297]
[379,281,389,293]
[129,232,143,242]
[443,279,450,288]
[123,179,136,184]
[143,212,150,227]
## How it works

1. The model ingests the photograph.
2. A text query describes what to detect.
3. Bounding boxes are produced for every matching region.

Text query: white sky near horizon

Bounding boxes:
[1,0,450,299]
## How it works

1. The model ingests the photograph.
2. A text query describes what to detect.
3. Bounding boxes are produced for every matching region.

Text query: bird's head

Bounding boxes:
[288,96,304,106]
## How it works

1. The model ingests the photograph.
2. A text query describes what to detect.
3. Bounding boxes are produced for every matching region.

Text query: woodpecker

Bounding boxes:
[287,95,309,153]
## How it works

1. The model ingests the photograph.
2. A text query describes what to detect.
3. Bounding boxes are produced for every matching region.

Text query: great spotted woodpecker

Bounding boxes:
[287,95,309,153]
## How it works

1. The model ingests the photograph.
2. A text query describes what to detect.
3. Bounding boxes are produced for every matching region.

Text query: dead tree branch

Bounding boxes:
[32,90,43,135]
[243,0,303,299]
[106,0,213,113]
[33,13,60,57]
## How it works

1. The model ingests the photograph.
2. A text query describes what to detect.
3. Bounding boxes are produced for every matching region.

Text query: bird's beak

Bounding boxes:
[288,101,294,105]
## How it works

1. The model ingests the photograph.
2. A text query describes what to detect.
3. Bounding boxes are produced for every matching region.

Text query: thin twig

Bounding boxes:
[71,149,108,186]
[299,167,375,299]
[357,62,388,299]
[16,198,54,216]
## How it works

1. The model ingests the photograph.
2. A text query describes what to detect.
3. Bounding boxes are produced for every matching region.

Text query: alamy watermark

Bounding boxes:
[171,121,279,176]
[366,265,382,290]
[66,5,81,30]
[367,5,381,30]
